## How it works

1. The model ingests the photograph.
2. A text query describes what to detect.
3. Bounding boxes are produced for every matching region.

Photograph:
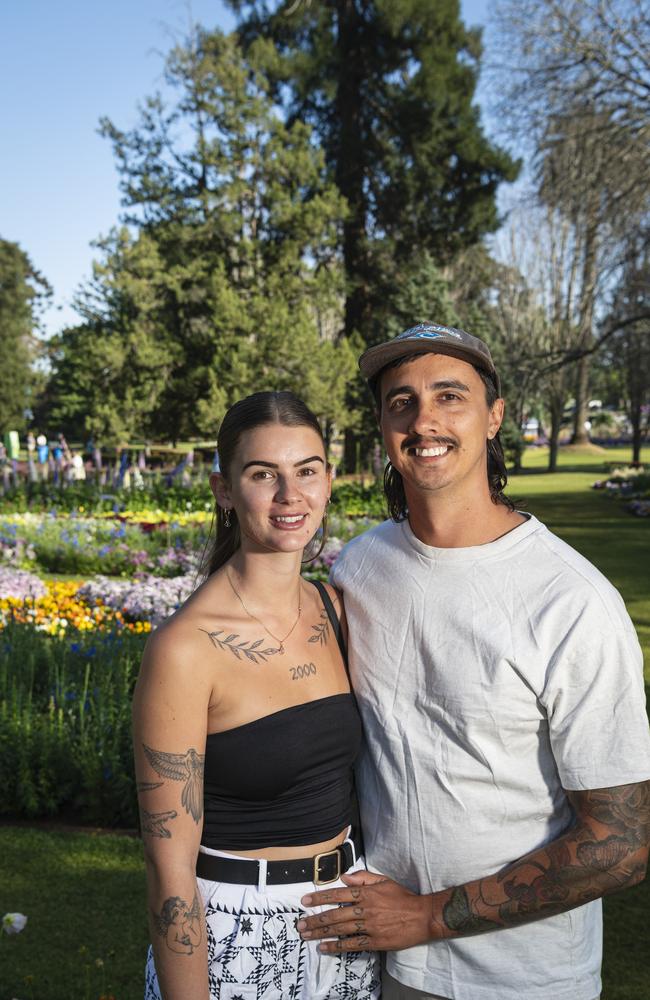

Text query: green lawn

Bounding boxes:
[2,445,648,1000]
[0,826,148,1000]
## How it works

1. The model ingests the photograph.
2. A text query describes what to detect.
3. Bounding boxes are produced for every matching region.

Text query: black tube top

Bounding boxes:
[201,692,362,850]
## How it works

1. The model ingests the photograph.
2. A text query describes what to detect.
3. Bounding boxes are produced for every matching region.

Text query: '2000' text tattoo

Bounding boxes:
[143,744,205,824]
[290,662,317,680]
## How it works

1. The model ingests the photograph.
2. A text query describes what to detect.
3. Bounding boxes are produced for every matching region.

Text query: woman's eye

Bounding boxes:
[298,467,316,476]
[252,470,273,480]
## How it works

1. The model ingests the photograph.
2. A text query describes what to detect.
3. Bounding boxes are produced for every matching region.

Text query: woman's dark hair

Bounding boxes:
[370,354,514,521]
[201,391,328,576]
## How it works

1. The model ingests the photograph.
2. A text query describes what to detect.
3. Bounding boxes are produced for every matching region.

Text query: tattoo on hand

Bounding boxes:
[200,627,280,663]
[153,891,202,955]
[143,744,205,824]
[290,662,317,680]
[141,808,177,839]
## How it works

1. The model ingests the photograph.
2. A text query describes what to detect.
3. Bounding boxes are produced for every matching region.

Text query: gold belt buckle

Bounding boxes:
[313,848,342,885]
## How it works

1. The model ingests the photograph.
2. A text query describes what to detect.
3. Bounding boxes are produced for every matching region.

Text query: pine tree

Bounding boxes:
[227,0,519,344]
[46,30,356,444]
[0,239,50,432]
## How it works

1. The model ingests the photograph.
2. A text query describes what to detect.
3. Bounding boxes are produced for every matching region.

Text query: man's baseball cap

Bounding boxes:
[359,322,500,394]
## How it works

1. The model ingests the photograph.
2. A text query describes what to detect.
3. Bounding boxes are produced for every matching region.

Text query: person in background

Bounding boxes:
[36,434,49,482]
[133,391,380,1000]
[298,323,650,1000]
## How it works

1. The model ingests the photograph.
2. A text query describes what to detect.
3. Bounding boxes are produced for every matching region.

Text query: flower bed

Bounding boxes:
[0,512,205,578]
[0,508,382,581]
[591,466,649,517]
[0,505,383,826]
[0,578,153,634]
[0,474,388,517]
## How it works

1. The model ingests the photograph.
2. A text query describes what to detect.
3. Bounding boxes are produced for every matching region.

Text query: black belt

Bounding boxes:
[196,837,357,886]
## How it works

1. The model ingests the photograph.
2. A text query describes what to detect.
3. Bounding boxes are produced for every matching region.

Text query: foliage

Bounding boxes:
[0,472,384,517]
[0,238,51,432]
[329,480,387,519]
[0,625,145,825]
[600,249,650,463]
[492,0,650,446]
[0,474,216,514]
[229,0,519,344]
[0,512,206,578]
[44,30,355,443]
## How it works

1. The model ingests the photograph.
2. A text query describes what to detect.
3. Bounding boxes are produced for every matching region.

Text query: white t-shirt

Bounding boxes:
[331,514,650,1000]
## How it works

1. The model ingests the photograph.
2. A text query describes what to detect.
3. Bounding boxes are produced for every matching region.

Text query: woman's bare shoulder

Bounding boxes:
[140,587,228,679]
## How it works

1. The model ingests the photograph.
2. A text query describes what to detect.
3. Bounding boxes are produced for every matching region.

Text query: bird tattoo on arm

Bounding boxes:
[143,744,205,824]
[141,808,178,838]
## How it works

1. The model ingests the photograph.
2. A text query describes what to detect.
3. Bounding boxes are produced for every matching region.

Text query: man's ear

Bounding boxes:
[210,472,232,509]
[487,398,505,440]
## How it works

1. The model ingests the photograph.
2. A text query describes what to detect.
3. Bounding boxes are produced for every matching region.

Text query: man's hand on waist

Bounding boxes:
[297,870,440,952]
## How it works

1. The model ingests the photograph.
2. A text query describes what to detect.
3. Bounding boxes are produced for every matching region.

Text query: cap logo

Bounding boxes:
[396,324,463,342]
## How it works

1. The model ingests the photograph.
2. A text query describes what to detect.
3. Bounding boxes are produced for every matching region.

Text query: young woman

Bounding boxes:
[133,391,380,1000]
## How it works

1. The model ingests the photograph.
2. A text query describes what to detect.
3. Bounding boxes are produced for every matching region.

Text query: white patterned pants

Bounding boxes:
[144,844,380,1000]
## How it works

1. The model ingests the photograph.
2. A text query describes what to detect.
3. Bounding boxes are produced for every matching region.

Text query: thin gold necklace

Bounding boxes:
[226,568,302,655]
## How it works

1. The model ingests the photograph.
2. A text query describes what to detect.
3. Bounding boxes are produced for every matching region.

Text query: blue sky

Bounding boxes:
[1,1,494,336]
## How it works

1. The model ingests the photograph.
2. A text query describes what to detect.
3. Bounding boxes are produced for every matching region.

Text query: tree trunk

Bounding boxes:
[630,400,642,465]
[548,403,563,472]
[571,213,599,444]
[335,0,370,474]
[335,0,368,342]
[571,354,591,445]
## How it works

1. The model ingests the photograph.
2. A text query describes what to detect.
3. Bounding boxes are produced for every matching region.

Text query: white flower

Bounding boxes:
[2,912,27,935]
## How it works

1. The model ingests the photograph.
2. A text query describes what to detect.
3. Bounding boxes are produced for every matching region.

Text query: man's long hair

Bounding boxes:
[370,356,514,521]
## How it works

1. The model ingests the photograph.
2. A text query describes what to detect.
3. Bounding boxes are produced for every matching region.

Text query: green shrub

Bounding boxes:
[330,480,387,518]
[0,625,145,826]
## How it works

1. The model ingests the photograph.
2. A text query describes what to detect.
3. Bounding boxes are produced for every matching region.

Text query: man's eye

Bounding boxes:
[441,393,461,401]
[390,397,411,410]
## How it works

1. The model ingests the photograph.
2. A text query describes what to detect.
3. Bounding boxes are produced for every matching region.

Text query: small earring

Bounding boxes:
[224,508,231,527]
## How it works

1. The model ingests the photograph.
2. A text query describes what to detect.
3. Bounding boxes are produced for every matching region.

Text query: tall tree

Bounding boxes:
[0,239,50,432]
[494,0,650,443]
[602,250,650,464]
[47,31,356,445]
[228,0,519,468]
[229,0,520,345]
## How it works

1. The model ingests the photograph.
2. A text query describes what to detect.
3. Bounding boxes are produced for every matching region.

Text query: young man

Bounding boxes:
[297,324,650,1000]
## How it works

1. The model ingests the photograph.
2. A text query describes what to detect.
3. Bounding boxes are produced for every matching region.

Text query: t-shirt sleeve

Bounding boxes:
[541,618,650,791]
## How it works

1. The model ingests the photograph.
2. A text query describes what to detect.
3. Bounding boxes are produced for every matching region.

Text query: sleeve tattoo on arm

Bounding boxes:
[153,891,202,955]
[142,744,205,823]
[443,781,650,935]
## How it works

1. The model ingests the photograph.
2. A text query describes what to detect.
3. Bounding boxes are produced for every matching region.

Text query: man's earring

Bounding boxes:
[224,508,232,527]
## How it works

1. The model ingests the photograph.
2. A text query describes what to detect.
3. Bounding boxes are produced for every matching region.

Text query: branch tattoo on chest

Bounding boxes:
[309,608,331,646]
[200,627,281,663]
[200,604,333,665]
